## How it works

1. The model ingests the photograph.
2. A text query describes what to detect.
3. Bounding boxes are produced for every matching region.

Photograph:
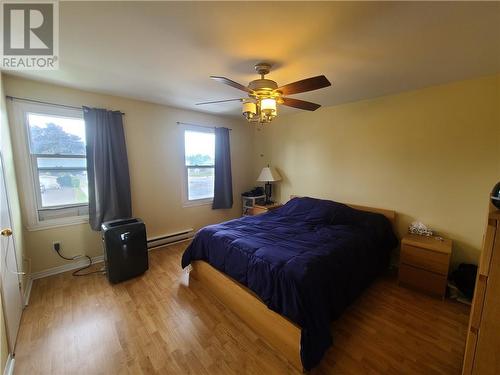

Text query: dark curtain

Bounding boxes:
[212,127,233,209]
[83,107,132,230]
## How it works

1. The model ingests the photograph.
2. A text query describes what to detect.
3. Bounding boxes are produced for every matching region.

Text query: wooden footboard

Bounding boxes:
[190,261,302,371]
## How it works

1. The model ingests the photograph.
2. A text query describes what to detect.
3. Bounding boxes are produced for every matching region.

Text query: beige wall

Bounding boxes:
[4,75,254,273]
[254,75,500,267]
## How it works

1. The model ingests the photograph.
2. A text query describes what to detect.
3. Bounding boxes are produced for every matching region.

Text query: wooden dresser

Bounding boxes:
[462,205,500,375]
[399,234,452,298]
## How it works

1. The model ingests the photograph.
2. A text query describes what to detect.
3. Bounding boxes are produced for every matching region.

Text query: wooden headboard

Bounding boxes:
[289,195,396,224]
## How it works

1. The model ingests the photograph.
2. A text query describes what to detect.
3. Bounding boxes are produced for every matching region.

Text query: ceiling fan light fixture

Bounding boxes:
[260,98,277,115]
[259,98,277,124]
[242,100,257,120]
[201,63,329,124]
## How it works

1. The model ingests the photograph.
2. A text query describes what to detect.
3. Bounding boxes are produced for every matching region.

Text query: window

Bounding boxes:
[28,114,88,210]
[9,101,89,229]
[183,127,215,205]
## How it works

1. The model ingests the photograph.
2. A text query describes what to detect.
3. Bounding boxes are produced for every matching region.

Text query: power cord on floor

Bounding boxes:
[54,246,105,277]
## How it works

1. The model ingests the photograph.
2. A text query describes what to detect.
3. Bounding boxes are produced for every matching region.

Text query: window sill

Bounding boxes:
[26,216,89,232]
[183,198,213,208]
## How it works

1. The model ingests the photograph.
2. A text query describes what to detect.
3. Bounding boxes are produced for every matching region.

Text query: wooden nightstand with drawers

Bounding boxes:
[398,234,452,298]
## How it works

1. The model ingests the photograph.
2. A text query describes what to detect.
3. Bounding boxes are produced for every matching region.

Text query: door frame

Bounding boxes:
[0,150,24,355]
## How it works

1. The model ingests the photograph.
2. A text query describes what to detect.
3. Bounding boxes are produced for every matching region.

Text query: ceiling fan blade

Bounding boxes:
[277,75,331,95]
[282,97,321,111]
[210,76,250,92]
[196,98,243,105]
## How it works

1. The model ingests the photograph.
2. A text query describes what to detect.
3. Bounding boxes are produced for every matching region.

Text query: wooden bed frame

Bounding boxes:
[189,198,396,371]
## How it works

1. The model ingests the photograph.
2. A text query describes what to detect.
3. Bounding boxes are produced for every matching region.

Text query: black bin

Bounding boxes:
[101,218,148,283]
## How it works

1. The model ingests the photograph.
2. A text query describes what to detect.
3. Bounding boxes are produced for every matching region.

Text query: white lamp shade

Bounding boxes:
[257,166,282,182]
[261,98,277,114]
[242,101,256,115]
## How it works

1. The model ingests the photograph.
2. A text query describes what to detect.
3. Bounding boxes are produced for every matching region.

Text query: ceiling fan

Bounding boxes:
[196,62,332,124]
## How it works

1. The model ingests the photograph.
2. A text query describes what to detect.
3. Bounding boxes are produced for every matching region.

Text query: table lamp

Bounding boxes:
[257,165,282,204]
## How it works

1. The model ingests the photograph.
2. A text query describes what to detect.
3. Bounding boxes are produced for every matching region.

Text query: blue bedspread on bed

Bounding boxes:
[181,197,397,370]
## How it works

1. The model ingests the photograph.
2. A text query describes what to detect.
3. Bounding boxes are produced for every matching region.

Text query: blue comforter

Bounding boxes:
[181,197,397,370]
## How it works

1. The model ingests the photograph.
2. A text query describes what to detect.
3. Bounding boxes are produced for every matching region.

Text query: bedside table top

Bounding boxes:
[401,234,452,254]
[254,203,283,210]
[242,194,266,199]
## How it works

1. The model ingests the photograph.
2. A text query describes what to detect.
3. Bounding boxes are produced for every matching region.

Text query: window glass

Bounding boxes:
[184,130,215,166]
[28,113,86,155]
[36,157,87,169]
[184,129,215,201]
[27,112,88,209]
[38,170,88,207]
[187,167,214,200]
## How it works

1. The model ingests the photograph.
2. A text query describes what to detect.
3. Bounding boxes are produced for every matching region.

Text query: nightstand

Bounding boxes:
[242,195,266,216]
[248,203,283,216]
[399,234,452,298]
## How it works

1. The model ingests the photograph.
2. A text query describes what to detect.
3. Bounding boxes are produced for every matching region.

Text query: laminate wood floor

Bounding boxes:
[14,242,470,375]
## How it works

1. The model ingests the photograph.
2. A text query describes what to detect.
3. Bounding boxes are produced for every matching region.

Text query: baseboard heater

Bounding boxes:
[147,228,194,250]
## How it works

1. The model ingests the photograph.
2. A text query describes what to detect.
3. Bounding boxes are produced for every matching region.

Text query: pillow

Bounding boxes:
[280,197,397,248]
[279,197,350,224]
[332,207,397,249]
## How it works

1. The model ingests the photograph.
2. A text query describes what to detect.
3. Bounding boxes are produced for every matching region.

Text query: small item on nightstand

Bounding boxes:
[242,187,265,197]
[257,165,282,204]
[242,194,266,216]
[408,221,433,237]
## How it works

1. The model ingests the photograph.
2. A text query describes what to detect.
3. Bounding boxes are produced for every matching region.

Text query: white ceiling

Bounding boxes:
[6,1,500,116]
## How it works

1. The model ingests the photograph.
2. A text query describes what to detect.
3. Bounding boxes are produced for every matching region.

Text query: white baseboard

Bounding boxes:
[3,355,14,375]
[30,255,105,281]
[147,228,193,249]
[23,278,33,306]
[148,236,192,250]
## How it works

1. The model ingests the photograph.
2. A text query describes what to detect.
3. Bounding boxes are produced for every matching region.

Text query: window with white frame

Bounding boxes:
[9,101,89,229]
[183,127,215,204]
[28,113,88,208]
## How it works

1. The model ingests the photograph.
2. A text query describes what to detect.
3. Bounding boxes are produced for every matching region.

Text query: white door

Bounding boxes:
[0,151,23,353]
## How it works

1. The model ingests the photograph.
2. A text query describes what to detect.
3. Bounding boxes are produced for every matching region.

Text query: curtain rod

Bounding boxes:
[176,121,232,131]
[5,95,126,115]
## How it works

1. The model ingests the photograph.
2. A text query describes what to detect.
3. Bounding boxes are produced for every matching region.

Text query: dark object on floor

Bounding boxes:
[451,263,477,300]
[491,181,500,209]
[101,218,148,283]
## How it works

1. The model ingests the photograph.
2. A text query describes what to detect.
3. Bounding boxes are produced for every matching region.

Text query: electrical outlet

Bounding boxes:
[53,241,61,252]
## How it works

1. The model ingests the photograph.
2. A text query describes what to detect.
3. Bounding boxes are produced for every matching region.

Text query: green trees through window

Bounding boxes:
[27,113,88,208]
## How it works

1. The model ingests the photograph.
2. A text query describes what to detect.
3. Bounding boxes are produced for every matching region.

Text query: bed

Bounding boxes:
[181,196,398,371]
